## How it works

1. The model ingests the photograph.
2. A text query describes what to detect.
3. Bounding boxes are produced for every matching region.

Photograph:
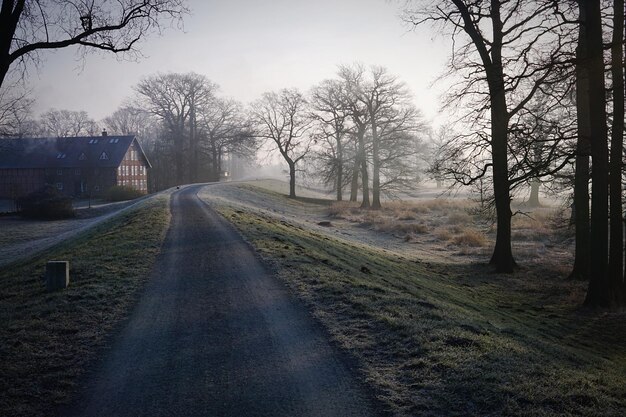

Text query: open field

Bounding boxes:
[0,194,170,417]
[0,194,162,268]
[203,181,626,416]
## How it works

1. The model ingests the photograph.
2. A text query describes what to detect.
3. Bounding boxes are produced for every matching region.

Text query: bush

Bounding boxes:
[451,228,487,247]
[17,185,75,219]
[105,185,144,202]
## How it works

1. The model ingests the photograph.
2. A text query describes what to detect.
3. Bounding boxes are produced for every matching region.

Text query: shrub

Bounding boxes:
[446,212,472,225]
[105,185,144,202]
[328,202,353,218]
[17,185,75,219]
[451,229,487,247]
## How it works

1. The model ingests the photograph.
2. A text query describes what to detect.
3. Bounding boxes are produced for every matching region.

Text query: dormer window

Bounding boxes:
[88,139,99,144]
[109,138,120,144]
[99,152,109,160]
[56,152,66,159]
[79,153,87,160]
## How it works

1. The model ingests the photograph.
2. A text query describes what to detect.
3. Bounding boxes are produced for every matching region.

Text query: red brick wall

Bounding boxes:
[115,143,149,193]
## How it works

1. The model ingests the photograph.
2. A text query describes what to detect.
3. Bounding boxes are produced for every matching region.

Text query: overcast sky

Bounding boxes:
[28,0,451,125]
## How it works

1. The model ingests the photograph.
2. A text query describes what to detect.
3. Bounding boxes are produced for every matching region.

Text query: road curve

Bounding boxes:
[62,185,381,417]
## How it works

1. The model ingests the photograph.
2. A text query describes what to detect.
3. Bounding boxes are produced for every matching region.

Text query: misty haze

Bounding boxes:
[1,1,625,416]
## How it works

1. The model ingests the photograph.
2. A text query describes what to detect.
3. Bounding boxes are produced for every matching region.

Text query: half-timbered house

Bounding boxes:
[0,133,151,199]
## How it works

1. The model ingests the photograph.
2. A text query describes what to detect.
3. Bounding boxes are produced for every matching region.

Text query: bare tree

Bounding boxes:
[310,79,350,201]
[356,66,419,209]
[103,105,153,136]
[0,81,33,136]
[39,108,99,137]
[0,0,187,88]
[135,72,217,185]
[608,0,624,306]
[376,104,425,195]
[338,64,372,208]
[251,88,313,198]
[198,97,255,181]
[405,0,575,272]
[581,0,623,308]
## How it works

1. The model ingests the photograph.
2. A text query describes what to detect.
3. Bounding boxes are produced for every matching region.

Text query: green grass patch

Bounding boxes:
[218,204,626,416]
[0,195,170,417]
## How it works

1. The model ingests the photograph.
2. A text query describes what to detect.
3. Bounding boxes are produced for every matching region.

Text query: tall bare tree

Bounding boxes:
[405,0,574,272]
[569,1,592,282]
[198,97,255,181]
[338,64,372,208]
[251,88,313,198]
[135,72,216,185]
[310,79,350,201]
[356,66,417,209]
[0,0,187,89]
[608,0,624,306]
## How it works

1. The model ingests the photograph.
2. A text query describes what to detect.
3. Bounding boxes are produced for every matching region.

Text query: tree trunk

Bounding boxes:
[288,161,296,198]
[217,148,223,181]
[357,126,370,208]
[570,1,591,281]
[371,119,381,209]
[489,101,515,272]
[336,135,343,201]
[350,158,359,202]
[210,141,219,182]
[487,20,516,273]
[528,179,540,207]
[175,128,185,186]
[609,0,624,307]
[360,157,370,208]
[188,106,198,183]
[0,60,8,90]
[584,0,610,308]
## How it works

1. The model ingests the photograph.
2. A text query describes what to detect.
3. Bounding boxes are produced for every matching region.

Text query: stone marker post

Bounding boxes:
[45,261,69,292]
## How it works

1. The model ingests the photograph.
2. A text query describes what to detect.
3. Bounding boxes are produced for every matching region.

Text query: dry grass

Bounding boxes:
[324,197,572,268]
[450,228,488,247]
[217,203,626,417]
[0,195,170,417]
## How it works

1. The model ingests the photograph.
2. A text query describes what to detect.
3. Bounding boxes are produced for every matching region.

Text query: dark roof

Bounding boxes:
[0,136,151,169]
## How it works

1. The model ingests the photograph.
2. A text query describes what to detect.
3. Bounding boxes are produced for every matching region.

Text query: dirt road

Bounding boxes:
[63,185,380,417]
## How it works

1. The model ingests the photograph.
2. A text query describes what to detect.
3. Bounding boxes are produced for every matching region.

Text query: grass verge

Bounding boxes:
[217,204,626,416]
[0,195,170,417]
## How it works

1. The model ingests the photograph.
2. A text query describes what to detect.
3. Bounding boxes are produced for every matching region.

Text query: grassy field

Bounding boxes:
[215,188,626,416]
[0,195,170,417]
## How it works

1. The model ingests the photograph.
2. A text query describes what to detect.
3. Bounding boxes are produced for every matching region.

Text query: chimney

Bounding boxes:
[101,129,108,137]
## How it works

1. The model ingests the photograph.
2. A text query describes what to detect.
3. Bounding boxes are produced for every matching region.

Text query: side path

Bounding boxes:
[62,185,381,417]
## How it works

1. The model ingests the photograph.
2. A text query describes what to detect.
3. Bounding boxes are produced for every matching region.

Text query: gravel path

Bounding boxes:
[62,185,380,417]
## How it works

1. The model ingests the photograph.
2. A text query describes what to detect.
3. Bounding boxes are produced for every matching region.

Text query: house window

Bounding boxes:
[88,139,99,144]
[75,169,81,175]
[99,152,109,160]
[56,152,66,159]
[79,153,87,160]
[56,182,63,190]
[109,138,120,144]
[57,169,63,176]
